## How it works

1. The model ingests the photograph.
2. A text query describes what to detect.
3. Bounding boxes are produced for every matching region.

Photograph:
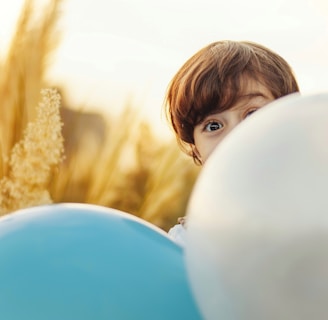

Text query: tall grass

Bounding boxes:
[0,0,61,165]
[0,89,64,215]
[0,0,63,214]
[50,105,200,230]
[0,0,199,231]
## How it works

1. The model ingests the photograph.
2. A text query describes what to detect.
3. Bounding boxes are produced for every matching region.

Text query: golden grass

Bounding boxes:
[0,0,200,231]
[0,89,64,215]
[50,105,200,231]
[0,0,62,173]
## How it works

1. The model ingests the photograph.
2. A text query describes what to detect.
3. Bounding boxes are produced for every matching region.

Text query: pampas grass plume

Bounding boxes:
[0,89,64,215]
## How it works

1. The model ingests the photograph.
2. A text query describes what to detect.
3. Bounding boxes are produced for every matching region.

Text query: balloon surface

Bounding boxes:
[0,203,201,320]
[185,93,328,320]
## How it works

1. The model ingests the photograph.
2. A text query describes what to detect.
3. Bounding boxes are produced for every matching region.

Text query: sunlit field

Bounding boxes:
[0,0,199,231]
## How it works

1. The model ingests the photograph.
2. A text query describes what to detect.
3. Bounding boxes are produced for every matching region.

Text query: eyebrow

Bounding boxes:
[239,92,268,99]
[200,91,271,122]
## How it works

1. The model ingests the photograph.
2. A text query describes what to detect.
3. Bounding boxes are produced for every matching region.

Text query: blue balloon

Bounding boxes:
[0,203,201,320]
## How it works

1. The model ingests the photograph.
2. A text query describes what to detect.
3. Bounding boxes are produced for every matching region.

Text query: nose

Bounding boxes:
[224,117,242,139]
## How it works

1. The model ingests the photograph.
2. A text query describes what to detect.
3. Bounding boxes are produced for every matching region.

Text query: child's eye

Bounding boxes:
[245,109,258,118]
[204,121,223,132]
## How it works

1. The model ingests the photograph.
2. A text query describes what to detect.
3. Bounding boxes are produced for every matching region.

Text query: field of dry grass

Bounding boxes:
[0,0,199,231]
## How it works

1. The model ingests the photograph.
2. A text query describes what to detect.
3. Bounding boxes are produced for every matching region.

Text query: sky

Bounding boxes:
[1,0,328,137]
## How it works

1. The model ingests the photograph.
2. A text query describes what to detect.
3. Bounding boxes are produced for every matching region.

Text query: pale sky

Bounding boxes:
[1,0,328,137]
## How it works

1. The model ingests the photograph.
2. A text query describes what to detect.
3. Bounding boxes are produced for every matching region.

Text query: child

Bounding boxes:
[164,40,300,245]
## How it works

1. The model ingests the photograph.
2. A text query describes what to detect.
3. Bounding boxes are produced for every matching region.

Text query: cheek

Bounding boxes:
[195,136,224,163]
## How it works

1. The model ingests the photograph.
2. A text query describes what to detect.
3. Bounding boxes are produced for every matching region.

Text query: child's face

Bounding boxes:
[193,79,274,163]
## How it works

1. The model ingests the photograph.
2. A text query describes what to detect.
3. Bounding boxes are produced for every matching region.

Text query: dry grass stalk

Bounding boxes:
[0,0,199,230]
[0,0,62,173]
[0,89,64,215]
[81,115,200,230]
[84,105,144,204]
[137,142,200,230]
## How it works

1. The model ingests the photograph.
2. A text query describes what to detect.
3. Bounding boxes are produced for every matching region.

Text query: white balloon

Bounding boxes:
[185,93,328,320]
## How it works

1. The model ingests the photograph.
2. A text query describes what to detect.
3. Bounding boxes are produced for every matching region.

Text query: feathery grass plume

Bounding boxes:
[0,0,62,173]
[0,89,64,215]
[0,0,197,229]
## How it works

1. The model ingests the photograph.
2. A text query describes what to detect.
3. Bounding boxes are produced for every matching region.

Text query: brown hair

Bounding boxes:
[164,40,299,163]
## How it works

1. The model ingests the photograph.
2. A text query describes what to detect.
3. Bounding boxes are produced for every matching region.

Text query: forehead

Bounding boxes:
[239,77,273,97]
[229,77,274,107]
[192,76,274,125]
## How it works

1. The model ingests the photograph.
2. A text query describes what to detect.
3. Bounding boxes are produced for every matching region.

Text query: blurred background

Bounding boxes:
[0,0,327,231]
